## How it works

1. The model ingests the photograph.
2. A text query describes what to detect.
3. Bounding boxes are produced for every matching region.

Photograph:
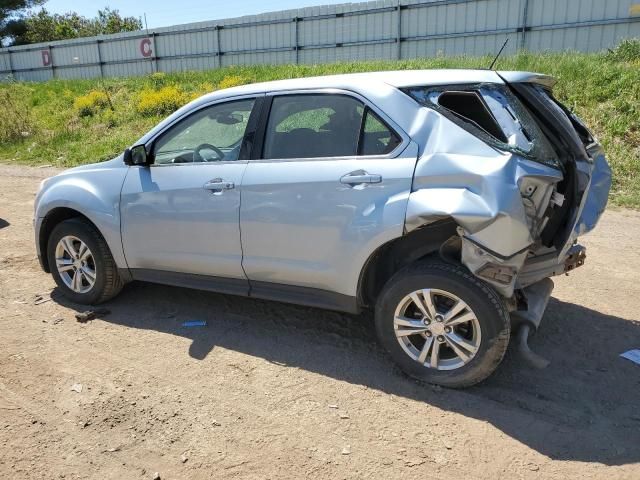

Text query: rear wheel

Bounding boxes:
[375,261,510,388]
[47,218,123,304]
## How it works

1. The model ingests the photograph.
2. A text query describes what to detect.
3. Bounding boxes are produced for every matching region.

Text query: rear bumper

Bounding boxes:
[517,244,586,289]
[512,143,609,291]
[460,142,609,298]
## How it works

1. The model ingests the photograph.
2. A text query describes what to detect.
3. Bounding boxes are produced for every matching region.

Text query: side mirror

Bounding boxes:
[123,144,150,166]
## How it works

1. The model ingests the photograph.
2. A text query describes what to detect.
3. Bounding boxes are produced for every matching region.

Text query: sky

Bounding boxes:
[37,0,353,28]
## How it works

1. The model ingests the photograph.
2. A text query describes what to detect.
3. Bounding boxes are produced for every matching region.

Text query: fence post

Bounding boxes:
[519,0,530,51]
[215,25,221,69]
[396,0,402,60]
[49,45,56,79]
[294,17,299,64]
[150,32,158,73]
[96,39,104,77]
[7,49,15,79]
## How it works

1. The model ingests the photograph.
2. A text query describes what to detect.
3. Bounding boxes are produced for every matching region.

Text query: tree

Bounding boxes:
[0,0,45,47]
[94,8,141,35]
[5,7,142,46]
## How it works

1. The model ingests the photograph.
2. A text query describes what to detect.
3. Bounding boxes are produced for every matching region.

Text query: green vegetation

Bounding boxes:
[73,89,111,117]
[136,85,191,117]
[0,0,44,48]
[0,85,36,143]
[2,7,141,47]
[0,40,638,206]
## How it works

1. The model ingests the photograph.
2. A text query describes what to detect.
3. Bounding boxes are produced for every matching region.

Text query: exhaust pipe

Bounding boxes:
[510,278,554,369]
[515,323,550,369]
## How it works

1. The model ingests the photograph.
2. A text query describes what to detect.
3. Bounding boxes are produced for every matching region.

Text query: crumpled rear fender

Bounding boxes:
[405,110,564,297]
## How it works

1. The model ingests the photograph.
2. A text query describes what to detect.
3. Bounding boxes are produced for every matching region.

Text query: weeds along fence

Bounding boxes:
[1,0,639,82]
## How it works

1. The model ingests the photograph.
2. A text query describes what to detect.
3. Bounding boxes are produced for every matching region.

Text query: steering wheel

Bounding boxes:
[193,143,225,162]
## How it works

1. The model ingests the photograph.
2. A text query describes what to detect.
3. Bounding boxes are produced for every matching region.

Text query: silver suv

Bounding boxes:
[34,70,611,387]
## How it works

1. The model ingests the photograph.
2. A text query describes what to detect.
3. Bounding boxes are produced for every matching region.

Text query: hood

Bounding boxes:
[58,155,126,176]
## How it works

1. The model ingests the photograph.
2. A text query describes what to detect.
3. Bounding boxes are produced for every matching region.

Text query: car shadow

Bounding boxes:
[51,281,640,466]
[0,218,9,229]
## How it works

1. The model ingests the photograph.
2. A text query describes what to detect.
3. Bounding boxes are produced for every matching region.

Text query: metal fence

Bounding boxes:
[1,0,639,82]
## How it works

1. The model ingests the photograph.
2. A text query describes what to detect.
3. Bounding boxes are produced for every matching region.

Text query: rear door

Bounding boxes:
[239,91,419,301]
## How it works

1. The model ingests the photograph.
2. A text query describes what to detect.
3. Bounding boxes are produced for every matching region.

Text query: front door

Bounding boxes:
[120,97,258,291]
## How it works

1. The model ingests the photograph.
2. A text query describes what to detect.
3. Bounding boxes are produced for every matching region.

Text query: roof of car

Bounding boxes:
[206,69,556,98]
[136,69,555,146]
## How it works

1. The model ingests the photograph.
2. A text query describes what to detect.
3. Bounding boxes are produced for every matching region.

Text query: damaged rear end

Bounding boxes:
[403,72,611,366]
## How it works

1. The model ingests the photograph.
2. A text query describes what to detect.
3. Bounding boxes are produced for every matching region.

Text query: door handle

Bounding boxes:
[340,171,382,186]
[203,178,235,191]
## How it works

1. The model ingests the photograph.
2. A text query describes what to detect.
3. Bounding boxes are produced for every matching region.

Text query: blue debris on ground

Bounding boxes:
[182,320,207,328]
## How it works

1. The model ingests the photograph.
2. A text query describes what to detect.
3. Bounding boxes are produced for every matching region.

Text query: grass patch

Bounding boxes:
[0,85,37,143]
[136,85,190,116]
[73,89,112,117]
[0,41,639,206]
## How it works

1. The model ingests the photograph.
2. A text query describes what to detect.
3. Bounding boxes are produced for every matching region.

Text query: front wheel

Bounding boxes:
[47,218,124,305]
[375,261,510,388]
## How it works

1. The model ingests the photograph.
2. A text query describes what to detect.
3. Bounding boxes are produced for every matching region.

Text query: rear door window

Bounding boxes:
[261,94,402,160]
[360,108,402,155]
[263,94,363,159]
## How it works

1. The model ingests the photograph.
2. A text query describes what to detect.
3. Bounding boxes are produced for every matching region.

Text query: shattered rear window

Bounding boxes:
[404,84,559,168]
[535,85,595,147]
[437,90,508,143]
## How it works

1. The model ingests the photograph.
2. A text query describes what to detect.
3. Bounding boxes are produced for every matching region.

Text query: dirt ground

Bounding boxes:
[0,163,639,480]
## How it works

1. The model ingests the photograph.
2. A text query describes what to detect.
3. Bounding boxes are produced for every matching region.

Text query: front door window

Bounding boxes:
[153,98,255,164]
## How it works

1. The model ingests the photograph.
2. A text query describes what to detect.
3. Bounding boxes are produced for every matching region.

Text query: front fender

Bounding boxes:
[35,162,128,268]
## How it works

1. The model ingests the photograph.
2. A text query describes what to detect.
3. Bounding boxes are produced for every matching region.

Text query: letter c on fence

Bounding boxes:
[41,50,51,66]
[140,38,153,58]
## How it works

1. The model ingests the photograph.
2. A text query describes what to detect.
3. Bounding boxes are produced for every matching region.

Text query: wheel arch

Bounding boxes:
[35,169,128,274]
[38,207,105,273]
[357,219,459,309]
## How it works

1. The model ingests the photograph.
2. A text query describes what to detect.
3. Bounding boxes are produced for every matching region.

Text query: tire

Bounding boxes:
[47,218,124,305]
[375,260,510,388]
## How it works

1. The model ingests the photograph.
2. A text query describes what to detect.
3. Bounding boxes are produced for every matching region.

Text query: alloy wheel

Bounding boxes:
[54,235,97,294]
[393,288,481,371]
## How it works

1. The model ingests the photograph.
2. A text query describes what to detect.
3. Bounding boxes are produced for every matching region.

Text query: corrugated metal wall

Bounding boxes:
[1,0,639,81]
